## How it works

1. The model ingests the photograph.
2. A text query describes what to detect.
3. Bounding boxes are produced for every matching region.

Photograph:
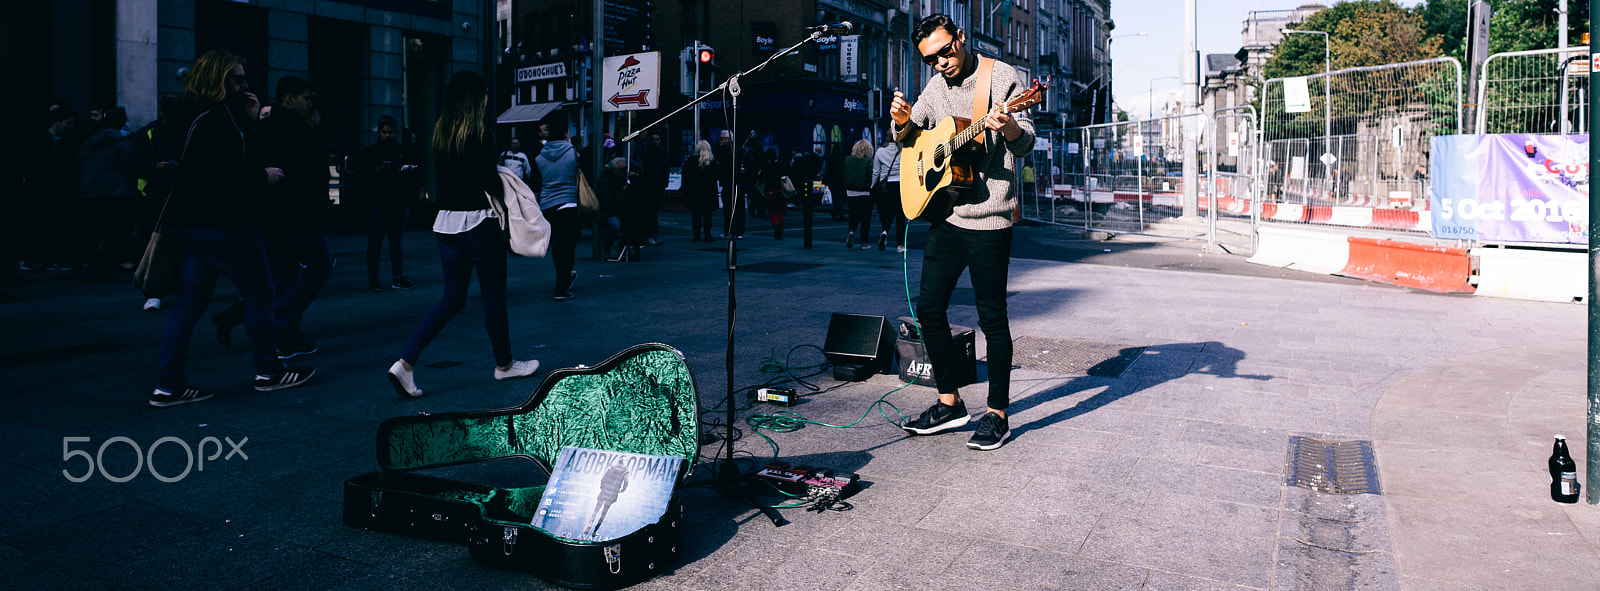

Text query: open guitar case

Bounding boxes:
[343,344,701,590]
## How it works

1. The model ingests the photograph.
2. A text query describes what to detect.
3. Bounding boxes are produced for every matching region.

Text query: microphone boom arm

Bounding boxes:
[621,29,827,144]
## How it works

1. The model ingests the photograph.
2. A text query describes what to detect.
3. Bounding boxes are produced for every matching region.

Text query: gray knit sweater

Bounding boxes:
[893,59,1035,230]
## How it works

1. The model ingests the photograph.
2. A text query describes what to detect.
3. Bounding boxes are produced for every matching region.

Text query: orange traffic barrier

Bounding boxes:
[1340,237,1474,293]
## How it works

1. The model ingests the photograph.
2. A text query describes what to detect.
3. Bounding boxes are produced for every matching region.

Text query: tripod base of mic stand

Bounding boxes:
[714,459,788,527]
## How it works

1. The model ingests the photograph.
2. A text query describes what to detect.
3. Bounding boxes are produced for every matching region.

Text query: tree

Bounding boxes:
[1420,0,1591,58]
[1264,1,1441,80]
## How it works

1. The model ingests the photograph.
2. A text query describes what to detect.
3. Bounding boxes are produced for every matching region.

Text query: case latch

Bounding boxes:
[501,526,518,556]
[369,491,382,517]
[604,543,622,574]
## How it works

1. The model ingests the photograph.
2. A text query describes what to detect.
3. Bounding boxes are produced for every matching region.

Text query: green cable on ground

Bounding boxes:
[739,221,929,461]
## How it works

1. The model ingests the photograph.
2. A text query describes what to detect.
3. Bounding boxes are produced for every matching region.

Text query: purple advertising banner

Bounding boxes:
[1429,134,1589,243]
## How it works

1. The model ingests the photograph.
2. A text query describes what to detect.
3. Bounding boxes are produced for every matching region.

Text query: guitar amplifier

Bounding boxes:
[895,317,976,388]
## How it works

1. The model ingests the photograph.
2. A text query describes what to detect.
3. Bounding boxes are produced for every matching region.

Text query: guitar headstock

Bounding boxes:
[1003,79,1048,114]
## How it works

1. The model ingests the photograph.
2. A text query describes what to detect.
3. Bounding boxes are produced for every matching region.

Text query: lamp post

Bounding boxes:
[1282,29,1331,166]
[1148,75,1178,120]
[1107,32,1147,123]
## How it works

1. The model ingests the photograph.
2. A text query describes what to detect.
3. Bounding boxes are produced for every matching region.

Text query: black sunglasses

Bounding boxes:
[921,41,957,65]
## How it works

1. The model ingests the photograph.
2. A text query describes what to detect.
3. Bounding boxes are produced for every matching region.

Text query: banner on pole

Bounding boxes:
[1428,134,1590,243]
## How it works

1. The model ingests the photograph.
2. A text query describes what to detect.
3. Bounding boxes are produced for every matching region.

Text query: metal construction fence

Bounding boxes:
[1477,46,1591,135]
[1021,113,1258,251]
[1260,57,1461,234]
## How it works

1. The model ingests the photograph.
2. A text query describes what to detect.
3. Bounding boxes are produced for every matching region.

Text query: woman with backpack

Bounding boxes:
[385,71,539,398]
[843,139,876,249]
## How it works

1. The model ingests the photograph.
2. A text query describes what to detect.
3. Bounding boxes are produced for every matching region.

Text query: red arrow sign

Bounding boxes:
[608,90,650,108]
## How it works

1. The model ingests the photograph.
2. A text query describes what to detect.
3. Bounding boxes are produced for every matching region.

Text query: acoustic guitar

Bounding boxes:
[900,80,1046,221]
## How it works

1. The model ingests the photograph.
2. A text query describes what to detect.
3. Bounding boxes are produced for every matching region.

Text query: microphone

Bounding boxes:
[807,21,854,34]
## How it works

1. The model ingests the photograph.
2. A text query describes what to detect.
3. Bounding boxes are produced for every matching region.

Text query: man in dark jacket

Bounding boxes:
[638,132,669,245]
[77,106,150,281]
[255,76,333,358]
[353,115,419,292]
[790,145,824,247]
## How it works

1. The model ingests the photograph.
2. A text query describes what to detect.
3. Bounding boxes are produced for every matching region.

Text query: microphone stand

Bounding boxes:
[624,30,833,527]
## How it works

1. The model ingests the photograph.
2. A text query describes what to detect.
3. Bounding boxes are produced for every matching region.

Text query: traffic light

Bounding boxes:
[697,46,715,67]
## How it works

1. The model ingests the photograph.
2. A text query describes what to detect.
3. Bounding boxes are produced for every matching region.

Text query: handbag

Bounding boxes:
[133,230,180,295]
[490,166,552,257]
[134,107,208,296]
[575,168,600,213]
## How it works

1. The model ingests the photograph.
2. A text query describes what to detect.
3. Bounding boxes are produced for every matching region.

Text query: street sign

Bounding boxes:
[1319,152,1338,166]
[1227,132,1239,157]
[601,51,660,112]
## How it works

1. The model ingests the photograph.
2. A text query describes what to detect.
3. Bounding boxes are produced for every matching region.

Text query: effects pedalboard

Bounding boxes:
[751,387,797,406]
[754,462,861,505]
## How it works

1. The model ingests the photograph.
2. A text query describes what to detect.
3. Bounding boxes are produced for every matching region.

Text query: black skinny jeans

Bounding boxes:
[544,206,580,293]
[876,182,906,244]
[916,221,1012,411]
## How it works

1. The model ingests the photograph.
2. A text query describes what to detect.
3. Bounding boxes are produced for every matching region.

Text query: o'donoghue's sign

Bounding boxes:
[516,63,567,83]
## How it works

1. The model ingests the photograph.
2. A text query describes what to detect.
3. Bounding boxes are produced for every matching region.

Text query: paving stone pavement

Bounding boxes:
[0,212,1592,590]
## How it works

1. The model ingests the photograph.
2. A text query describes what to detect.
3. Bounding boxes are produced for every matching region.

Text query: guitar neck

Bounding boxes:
[948,111,997,153]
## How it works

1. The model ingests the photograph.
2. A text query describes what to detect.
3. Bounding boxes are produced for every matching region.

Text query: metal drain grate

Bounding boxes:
[740,262,824,274]
[1286,436,1382,495]
[1011,336,1145,378]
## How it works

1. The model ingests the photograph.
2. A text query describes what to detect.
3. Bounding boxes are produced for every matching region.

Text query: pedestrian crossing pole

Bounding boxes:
[1588,0,1599,505]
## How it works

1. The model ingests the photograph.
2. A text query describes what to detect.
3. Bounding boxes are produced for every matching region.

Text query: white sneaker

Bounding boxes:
[896,245,907,253]
[494,359,540,381]
[143,298,162,311]
[387,360,423,398]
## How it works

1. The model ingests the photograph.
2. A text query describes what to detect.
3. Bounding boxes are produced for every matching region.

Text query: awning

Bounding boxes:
[497,102,560,124]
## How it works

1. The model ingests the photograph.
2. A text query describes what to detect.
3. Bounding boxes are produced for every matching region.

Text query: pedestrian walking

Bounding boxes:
[682,140,717,242]
[76,106,149,282]
[639,132,669,245]
[843,139,875,249]
[151,49,314,408]
[872,138,906,252]
[823,144,847,221]
[385,71,539,398]
[790,145,823,247]
[255,76,333,360]
[499,137,533,185]
[890,14,1035,450]
[353,115,420,292]
[759,148,789,239]
[535,109,581,301]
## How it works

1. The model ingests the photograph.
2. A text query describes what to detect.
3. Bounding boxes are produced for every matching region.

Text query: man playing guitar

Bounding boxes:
[890,14,1034,451]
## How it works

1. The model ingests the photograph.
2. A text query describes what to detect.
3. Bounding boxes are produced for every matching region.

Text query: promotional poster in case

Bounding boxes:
[535,447,682,542]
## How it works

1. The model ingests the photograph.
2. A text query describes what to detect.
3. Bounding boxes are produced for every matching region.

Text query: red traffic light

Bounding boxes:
[698,48,714,64]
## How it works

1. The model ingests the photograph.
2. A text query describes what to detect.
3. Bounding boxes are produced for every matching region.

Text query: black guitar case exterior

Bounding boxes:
[343,344,701,590]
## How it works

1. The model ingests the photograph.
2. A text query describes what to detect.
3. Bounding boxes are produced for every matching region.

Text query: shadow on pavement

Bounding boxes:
[1004,341,1272,441]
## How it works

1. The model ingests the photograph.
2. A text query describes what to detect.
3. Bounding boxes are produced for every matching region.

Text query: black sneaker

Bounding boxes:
[276,341,318,360]
[967,411,1010,451]
[878,232,888,251]
[845,232,854,249]
[391,276,416,290]
[367,283,384,293]
[254,365,316,391]
[902,400,971,435]
[149,386,215,408]
[553,290,574,302]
